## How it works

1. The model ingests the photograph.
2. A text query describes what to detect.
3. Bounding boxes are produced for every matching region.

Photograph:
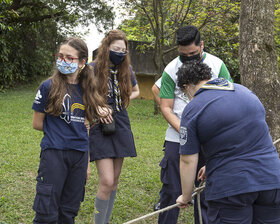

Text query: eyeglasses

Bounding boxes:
[54,54,79,64]
[110,46,128,54]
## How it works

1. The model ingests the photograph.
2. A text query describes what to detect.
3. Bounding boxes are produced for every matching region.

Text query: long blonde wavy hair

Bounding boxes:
[94,29,132,109]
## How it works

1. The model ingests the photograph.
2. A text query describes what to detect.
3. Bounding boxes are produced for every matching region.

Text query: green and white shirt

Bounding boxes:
[157,52,232,143]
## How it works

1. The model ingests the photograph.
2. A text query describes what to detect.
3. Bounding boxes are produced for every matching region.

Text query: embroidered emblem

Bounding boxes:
[35,90,42,100]
[180,126,187,145]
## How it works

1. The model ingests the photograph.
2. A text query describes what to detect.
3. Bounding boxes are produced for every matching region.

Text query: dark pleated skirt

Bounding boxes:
[89,109,137,161]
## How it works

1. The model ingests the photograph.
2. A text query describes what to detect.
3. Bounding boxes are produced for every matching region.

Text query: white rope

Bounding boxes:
[197,181,204,224]
[122,137,280,224]
[123,184,205,224]
[273,138,280,145]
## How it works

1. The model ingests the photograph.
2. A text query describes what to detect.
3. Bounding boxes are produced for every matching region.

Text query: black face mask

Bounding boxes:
[109,50,126,65]
[179,53,201,63]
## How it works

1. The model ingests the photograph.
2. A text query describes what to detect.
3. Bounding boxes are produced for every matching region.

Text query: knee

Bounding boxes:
[99,178,114,192]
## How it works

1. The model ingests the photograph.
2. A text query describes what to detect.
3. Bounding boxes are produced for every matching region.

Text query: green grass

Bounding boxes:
[0,82,194,223]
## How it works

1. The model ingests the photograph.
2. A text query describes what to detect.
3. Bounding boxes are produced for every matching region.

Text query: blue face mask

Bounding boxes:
[109,51,126,66]
[56,59,79,74]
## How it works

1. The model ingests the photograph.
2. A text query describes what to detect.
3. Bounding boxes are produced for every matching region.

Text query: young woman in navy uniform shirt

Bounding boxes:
[89,29,139,224]
[32,37,107,223]
[176,61,280,224]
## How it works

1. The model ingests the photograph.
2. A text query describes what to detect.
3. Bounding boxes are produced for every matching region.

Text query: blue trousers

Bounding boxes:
[33,149,87,224]
[158,141,208,224]
[207,189,280,224]
[158,141,181,224]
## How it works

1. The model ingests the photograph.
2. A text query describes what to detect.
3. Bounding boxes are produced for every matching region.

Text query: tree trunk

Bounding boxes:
[239,0,280,152]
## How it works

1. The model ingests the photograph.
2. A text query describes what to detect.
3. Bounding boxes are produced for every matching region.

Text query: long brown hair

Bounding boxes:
[94,29,132,108]
[45,37,107,123]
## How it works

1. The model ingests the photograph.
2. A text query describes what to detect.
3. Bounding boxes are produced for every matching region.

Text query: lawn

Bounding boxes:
[0,81,194,223]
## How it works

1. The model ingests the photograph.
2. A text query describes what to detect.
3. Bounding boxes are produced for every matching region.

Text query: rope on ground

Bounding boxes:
[273,138,280,145]
[123,137,280,224]
[123,183,205,224]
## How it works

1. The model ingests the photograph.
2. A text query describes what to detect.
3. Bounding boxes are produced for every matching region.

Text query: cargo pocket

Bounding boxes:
[159,157,168,185]
[80,179,86,202]
[33,182,53,215]
[207,204,220,223]
[274,189,280,205]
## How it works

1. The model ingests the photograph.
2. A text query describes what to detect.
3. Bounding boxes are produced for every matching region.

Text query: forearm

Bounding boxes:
[32,111,45,131]
[180,154,198,201]
[130,84,140,100]
[130,91,139,100]
[161,106,180,132]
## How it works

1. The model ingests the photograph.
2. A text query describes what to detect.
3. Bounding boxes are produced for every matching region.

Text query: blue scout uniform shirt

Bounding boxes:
[179,78,280,201]
[32,79,88,152]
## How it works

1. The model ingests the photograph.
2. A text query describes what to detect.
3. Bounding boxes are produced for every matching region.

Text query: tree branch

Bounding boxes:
[9,11,64,24]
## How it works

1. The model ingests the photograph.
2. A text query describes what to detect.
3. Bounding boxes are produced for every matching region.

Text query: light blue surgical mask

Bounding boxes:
[56,59,78,74]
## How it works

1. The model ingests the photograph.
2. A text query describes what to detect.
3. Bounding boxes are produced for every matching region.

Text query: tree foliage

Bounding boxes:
[0,0,114,91]
[119,0,241,82]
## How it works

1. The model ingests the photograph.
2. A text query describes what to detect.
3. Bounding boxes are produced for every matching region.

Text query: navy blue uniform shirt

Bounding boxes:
[32,79,88,152]
[179,79,280,201]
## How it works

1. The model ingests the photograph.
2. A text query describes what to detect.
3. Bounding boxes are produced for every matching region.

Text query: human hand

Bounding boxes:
[176,195,191,209]
[98,106,113,124]
[197,166,206,181]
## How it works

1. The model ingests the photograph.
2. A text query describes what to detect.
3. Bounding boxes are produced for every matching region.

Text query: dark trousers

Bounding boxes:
[207,189,280,224]
[158,141,209,224]
[158,141,181,224]
[33,149,87,224]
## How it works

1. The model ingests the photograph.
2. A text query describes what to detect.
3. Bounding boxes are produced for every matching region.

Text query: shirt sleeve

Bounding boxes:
[32,81,50,113]
[159,71,175,99]
[218,62,233,83]
[130,67,137,87]
[155,77,162,88]
[179,108,200,155]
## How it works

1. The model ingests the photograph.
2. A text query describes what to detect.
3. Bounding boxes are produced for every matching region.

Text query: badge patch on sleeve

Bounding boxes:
[33,90,42,104]
[180,126,187,145]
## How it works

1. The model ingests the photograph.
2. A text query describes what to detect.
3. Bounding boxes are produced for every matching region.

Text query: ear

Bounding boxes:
[200,41,204,51]
[183,84,188,89]
[79,59,86,68]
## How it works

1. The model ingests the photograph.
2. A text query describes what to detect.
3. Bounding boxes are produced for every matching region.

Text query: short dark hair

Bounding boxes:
[177,60,212,89]
[176,25,201,46]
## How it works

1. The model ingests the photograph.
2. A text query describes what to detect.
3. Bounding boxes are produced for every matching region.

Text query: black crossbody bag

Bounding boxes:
[101,113,116,135]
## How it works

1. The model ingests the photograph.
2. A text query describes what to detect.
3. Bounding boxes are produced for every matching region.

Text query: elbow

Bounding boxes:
[180,154,199,166]
[135,90,140,98]
[32,122,43,131]
[160,104,168,114]
[151,85,159,98]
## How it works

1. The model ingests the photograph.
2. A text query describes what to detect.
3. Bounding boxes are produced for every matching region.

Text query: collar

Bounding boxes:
[195,78,234,96]
[200,52,206,62]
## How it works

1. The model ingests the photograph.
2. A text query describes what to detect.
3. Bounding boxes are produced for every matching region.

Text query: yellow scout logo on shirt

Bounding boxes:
[60,94,85,124]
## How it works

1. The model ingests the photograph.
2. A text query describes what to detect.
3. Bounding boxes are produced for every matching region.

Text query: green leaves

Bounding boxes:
[0,0,115,91]
[119,0,242,81]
